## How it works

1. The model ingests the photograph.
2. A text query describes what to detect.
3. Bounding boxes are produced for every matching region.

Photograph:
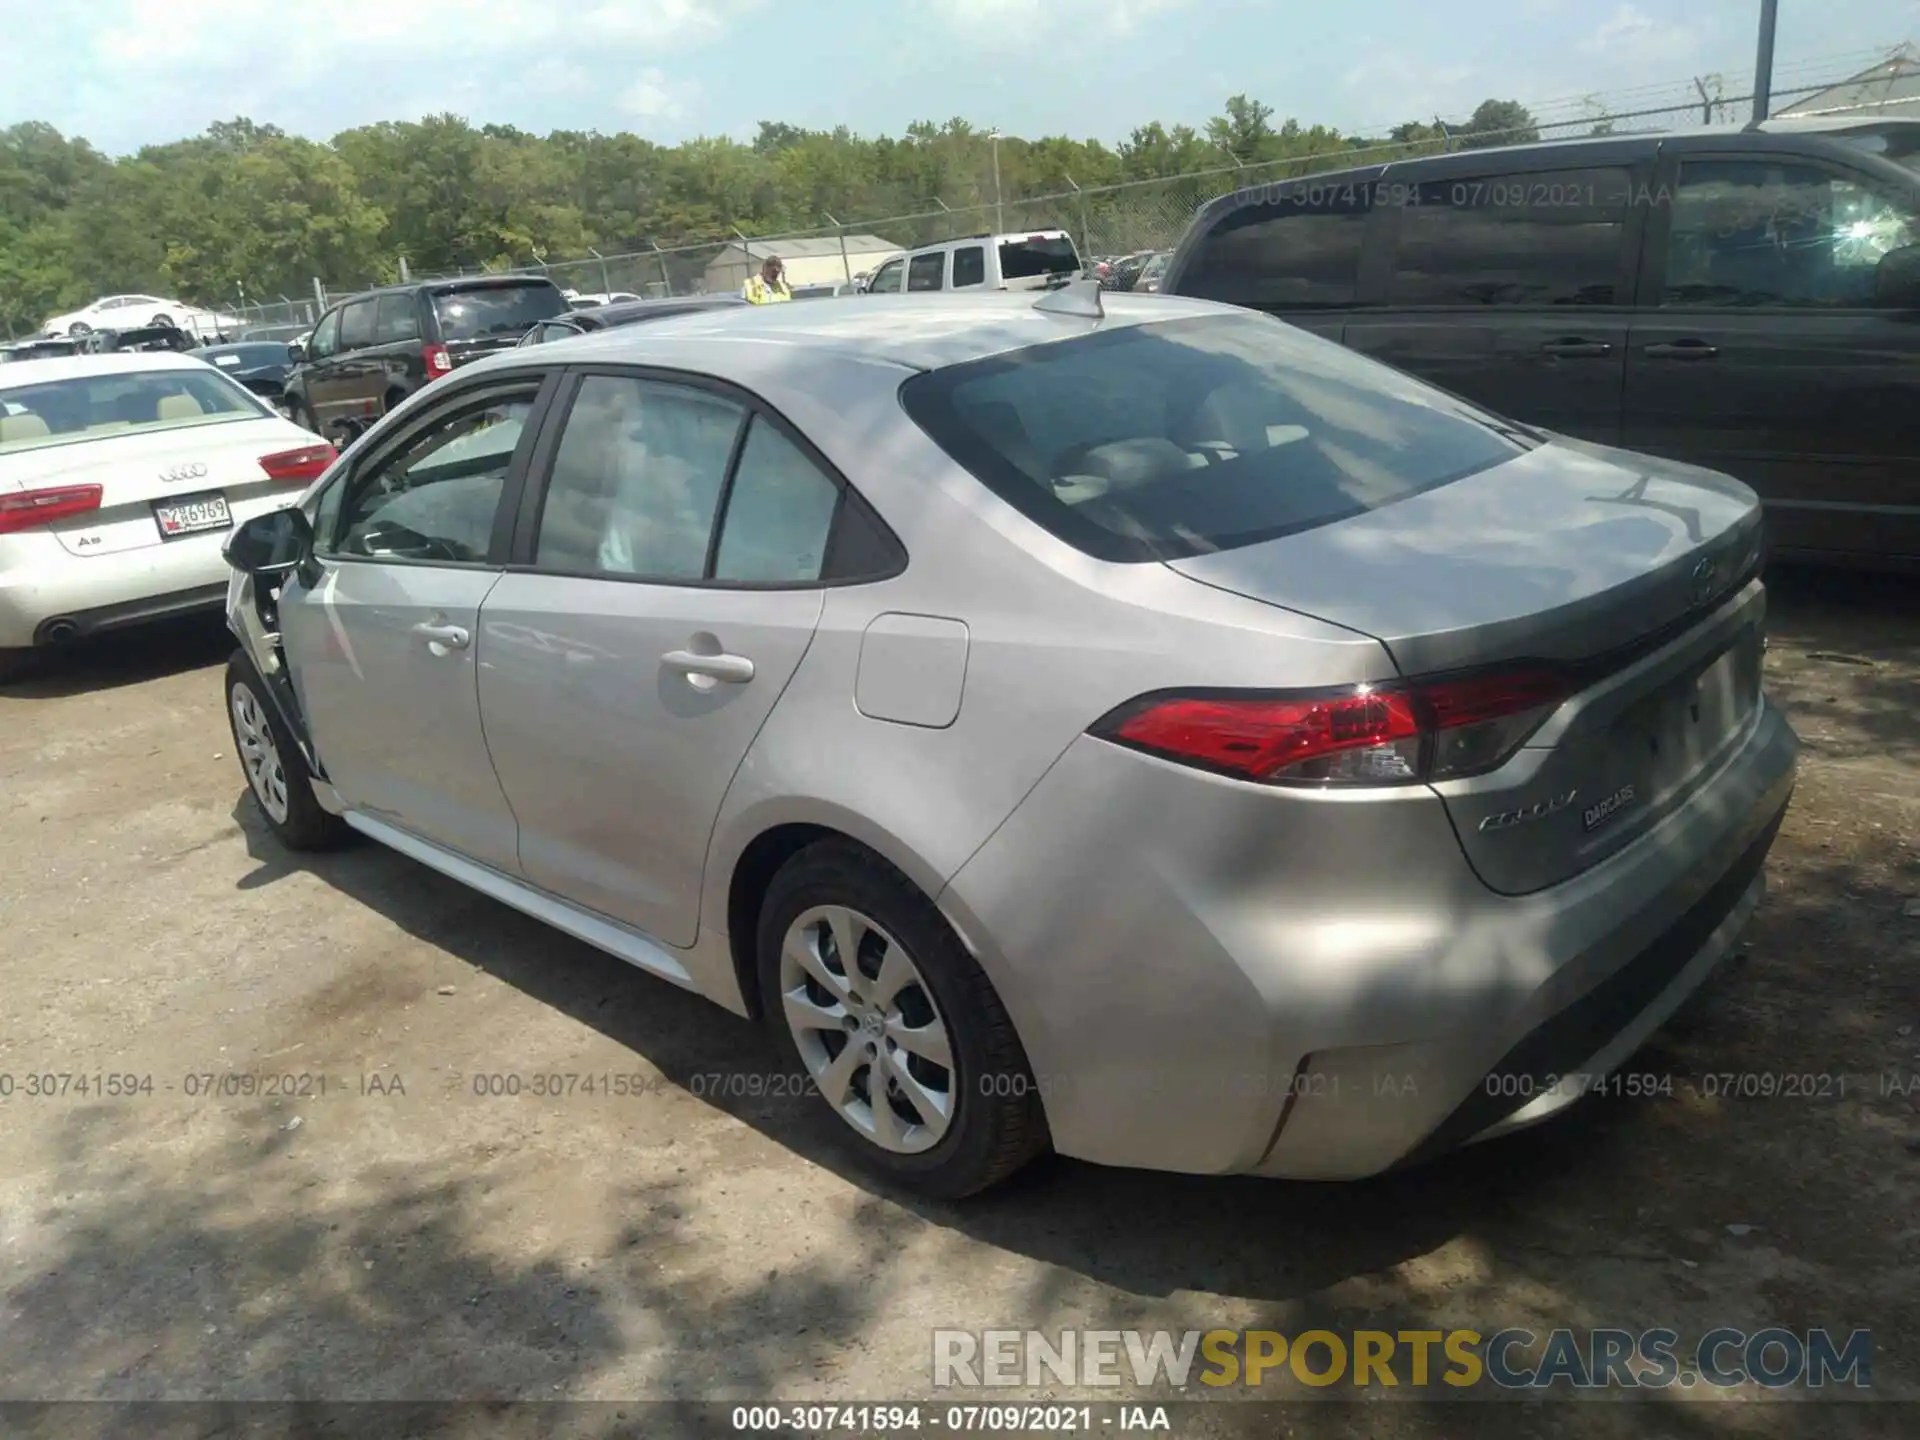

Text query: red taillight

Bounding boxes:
[258,443,336,484]
[0,483,103,535]
[423,342,452,377]
[1094,669,1570,786]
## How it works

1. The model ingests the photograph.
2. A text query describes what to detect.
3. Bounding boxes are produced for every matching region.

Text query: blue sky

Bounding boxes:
[1,0,1913,156]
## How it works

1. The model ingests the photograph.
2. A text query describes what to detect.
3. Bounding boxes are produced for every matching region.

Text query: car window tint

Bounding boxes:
[1177,187,1373,306]
[952,246,986,288]
[908,252,945,292]
[373,294,420,343]
[998,235,1079,281]
[1662,159,1919,308]
[331,394,532,562]
[338,301,377,350]
[309,311,340,358]
[713,417,842,583]
[1387,168,1630,306]
[432,283,567,341]
[900,311,1526,563]
[868,259,905,294]
[534,376,745,580]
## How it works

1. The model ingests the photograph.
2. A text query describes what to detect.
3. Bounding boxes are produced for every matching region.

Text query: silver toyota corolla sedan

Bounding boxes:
[220,286,1797,1197]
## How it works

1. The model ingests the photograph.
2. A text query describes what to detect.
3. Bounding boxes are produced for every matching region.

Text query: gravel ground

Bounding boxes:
[0,566,1915,1439]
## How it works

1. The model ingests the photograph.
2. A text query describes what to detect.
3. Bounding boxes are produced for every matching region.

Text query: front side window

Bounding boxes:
[0,368,266,453]
[337,300,377,351]
[900,311,1529,563]
[1662,159,1919,308]
[1176,189,1373,307]
[308,310,341,358]
[534,376,744,580]
[328,393,533,562]
[868,259,905,294]
[951,246,986,288]
[908,252,945,292]
[1387,167,1631,306]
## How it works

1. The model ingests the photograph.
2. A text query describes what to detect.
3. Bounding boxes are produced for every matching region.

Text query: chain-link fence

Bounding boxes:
[226,57,1906,312]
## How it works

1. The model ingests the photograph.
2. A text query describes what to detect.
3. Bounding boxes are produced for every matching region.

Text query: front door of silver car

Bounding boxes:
[276,381,542,873]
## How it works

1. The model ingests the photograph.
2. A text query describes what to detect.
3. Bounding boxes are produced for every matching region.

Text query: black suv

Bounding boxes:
[1161,116,1920,567]
[285,275,568,443]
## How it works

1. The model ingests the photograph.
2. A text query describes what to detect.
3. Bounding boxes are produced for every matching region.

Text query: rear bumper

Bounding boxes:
[0,501,287,649]
[940,695,1798,1179]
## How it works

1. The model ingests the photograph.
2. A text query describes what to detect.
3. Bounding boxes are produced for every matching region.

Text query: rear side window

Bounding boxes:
[374,294,420,343]
[999,235,1080,281]
[952,246,986,287]
[1174,190,1372,306]
[908,253,945,291]
[338,300,377,350]
[431,283,568,341]
[1387,167,1631,306]
[899,312,1527,563]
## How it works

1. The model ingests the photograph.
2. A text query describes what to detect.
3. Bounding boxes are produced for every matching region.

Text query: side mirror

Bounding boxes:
[224,505,312,577]
[1875,243,1920,308]
[286,342,305,364]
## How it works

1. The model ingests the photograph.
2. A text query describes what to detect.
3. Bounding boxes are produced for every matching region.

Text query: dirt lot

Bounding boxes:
[1,567,1916,1438]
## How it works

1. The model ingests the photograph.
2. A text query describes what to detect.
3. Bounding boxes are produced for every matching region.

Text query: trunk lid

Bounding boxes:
[2,417,312,556]
[1167,437,1769,893]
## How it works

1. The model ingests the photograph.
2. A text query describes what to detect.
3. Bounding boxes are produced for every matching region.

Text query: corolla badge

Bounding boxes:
[1688,554,1720,606]
[1479,789,1577,832]
[159,461,209,483]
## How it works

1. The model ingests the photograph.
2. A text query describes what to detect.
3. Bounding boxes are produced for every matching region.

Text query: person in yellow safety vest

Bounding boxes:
[742,256,793,304]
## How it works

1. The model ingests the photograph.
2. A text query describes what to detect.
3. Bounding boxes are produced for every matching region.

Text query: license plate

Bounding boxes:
[213,354,242,367]
[153,491,232,539]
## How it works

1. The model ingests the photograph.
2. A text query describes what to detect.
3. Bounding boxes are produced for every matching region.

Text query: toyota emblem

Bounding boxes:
[1688,555,1719,606]
[159,461,209,483]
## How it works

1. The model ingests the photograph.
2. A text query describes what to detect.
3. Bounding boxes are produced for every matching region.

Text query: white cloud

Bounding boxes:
[1581,3,1698,63]
[932,0,1190,42]
[617,70,697,122]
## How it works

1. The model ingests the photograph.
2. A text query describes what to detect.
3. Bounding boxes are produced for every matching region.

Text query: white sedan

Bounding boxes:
[41,295,245,340]
[0,352,333,678]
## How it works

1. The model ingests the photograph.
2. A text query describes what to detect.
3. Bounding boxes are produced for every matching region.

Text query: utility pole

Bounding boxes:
[989,129,1004,234]
[1751,0,1779,124]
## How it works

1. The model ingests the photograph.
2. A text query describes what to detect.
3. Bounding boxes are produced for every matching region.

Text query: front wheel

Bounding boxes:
[225,652,348,851]
[757,841,1048,1198]
[149,312,176,328]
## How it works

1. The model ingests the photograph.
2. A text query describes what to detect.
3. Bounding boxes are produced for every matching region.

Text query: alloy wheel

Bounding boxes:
[230,682,290,824]
[779,904,957,1154]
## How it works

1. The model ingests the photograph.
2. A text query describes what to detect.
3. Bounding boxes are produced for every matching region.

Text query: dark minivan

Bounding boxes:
[1161,116,1920,567]
[285,275,568,444]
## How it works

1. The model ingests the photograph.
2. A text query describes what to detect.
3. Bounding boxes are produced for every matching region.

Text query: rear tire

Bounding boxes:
[225,651,348,851]
[756,840,1048,1198]
[68,321,91,337]
[150,312,176,328]
[286,400,317,434]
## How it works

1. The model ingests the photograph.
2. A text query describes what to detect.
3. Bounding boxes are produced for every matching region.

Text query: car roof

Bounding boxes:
[0,351,212,385]
[338,274,563,304]
[473,290,1228,378]
[583,296,750,325]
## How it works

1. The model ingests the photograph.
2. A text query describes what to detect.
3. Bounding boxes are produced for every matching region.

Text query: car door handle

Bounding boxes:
[662,649,755,683]
[411,621,470,650]
[1642,340,1718,360]
[1539,338,1612,358]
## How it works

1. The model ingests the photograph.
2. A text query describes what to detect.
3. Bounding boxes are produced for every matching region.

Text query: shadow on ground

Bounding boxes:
[0,615,230,701]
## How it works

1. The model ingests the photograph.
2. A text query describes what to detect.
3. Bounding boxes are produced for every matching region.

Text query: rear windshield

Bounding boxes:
[202,344,290,368]
[0,369,265,453]
[999,236,1080,281]
[431,282,567,341]
[899,312,1529,563]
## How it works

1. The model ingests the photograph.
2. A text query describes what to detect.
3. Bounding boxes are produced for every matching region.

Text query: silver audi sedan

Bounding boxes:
[221,287,1797,1197]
